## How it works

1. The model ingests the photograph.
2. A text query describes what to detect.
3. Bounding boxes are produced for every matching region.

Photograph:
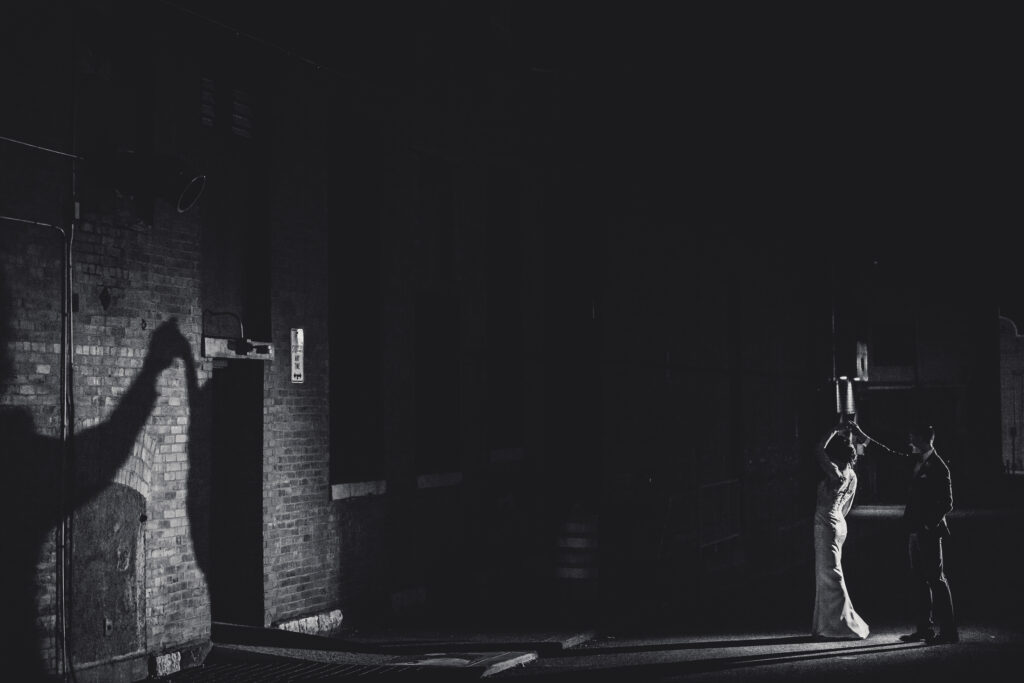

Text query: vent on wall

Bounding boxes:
[200,77,254,139]
[201,77,216,128]
[230,88,254,139]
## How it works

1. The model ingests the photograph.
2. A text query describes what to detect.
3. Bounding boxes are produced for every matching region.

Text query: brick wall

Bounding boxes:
[262,67,337,626]
[1,184,210,678]
[2,3,230,674]
[72,201,210,658]
[0,225,64,672]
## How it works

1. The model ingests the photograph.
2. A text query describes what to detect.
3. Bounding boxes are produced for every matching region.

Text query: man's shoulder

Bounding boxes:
[927,452,951,475]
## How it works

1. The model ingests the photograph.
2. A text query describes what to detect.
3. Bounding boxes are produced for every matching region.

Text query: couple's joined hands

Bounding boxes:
[144,318,193,373]
[831,418,912,458]
[833,417,866,440]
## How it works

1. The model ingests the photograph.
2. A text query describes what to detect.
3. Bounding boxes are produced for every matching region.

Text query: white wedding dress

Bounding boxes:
[812,466,870,639]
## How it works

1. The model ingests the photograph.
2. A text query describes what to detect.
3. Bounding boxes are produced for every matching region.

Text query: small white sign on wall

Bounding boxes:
[290,328,304,383]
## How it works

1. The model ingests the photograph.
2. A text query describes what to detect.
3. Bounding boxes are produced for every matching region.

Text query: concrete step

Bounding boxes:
[160,643,535,680]
[209,643,537,679]
[213,621,595,656]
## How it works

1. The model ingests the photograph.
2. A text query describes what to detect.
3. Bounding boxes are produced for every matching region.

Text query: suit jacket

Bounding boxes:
[903,451,953,538]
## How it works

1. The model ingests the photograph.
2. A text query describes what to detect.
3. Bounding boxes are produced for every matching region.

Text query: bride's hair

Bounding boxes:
[832,442,859,470]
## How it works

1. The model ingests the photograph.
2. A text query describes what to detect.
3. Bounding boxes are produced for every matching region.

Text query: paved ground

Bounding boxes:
[495,621,1024,681]
[147,504,1024,681]
[152,619,1023,682]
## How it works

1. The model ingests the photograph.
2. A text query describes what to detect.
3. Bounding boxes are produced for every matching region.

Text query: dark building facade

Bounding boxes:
[1,2,1011,679]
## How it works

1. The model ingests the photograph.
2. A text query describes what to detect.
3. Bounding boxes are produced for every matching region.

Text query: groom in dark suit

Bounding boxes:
[898,423,958,644]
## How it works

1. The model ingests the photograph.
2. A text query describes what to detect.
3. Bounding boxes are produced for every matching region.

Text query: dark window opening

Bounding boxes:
[415,154,460,475]
[329,117,383,484]
[485,166,524,452]
[416,291,461,474]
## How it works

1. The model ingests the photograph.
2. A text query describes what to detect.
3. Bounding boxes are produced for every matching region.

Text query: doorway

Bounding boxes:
[209,359,265,625]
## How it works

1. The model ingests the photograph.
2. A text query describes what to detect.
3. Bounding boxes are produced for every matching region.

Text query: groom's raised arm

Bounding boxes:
[849,422,907,459]
[71,319,190,507]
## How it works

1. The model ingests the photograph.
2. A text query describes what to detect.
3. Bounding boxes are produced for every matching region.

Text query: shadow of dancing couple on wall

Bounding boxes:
[0,267,212,681]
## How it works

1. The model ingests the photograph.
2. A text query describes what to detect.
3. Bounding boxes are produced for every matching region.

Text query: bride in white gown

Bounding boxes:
[812,421,870,639]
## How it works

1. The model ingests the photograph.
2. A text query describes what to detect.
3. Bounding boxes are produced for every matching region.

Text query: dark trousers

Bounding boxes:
[908,530,956,633]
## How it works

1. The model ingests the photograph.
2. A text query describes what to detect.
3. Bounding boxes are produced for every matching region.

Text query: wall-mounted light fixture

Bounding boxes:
[202,336,274,361]
[201,310,273,361]
[112,150,206,214]
[835,376,856,416]
[153,153,206,213]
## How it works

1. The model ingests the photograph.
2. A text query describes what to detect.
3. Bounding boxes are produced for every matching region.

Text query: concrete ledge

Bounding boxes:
[153,651,181,677]
[331,480,386,501]
[274,608,344,637]
[212,621,595,657]
[213,642,539,679]
[149,641,210,679]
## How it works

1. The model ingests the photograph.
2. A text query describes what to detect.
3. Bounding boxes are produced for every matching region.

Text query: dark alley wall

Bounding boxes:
[262,64,335,627]
[323,37,557,621]
[596,226,830,621]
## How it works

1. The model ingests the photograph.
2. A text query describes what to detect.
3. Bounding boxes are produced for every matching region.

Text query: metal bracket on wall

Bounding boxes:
[201,336,274,361]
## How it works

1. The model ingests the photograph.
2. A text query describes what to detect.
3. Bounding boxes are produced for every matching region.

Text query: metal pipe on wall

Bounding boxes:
[0,214,73,677]
[59,220,75,681]
[0,135,85,160]
[61,2,80,675]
